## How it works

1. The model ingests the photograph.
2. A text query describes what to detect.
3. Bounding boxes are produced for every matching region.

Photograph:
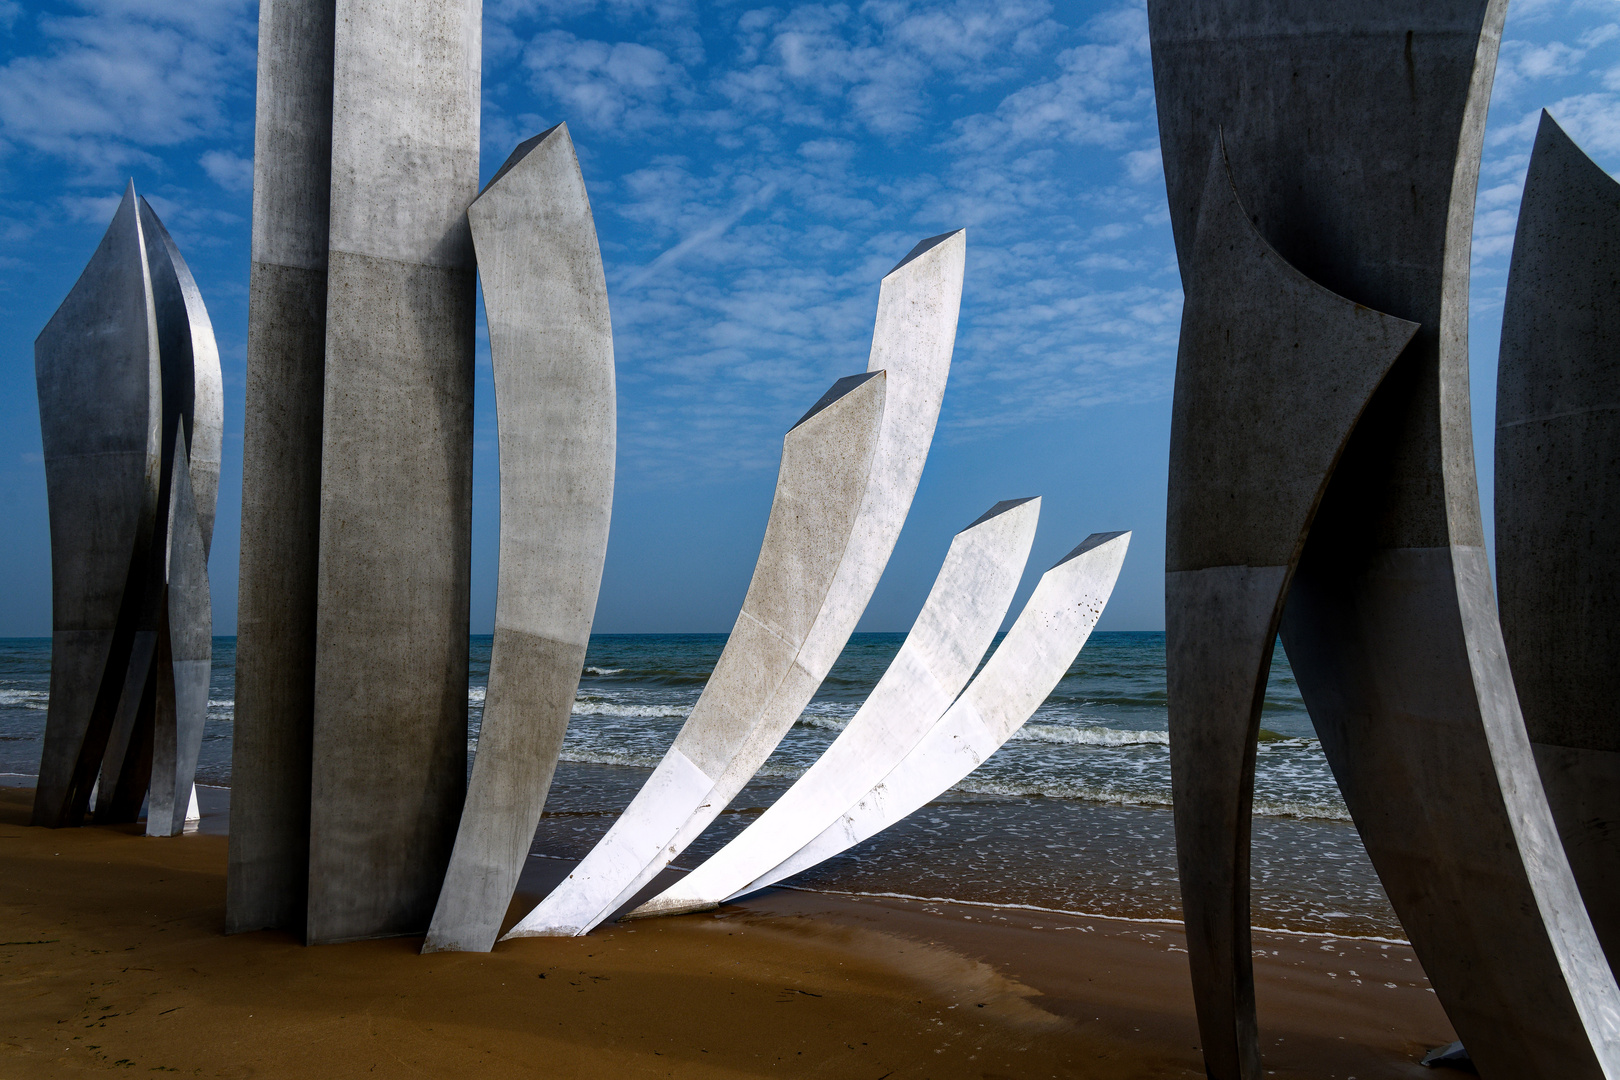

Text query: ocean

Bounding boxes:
[0,632,1401,941]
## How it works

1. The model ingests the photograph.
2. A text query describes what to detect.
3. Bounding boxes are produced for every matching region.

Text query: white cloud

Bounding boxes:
[523,31,687,130]
[200,148,251,192]
[0,0,254,177]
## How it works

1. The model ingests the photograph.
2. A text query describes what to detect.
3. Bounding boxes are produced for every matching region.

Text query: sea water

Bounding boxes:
[0,632,1401,940]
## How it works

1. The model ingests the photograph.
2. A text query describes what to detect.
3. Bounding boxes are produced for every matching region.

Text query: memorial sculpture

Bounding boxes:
[33,183,222,835]
[1151,2,1620,1078]
[425,124,616,955]
[639,528,1131,913]
[231,0,482,945]
[503,231,964,939]
[97,199,224,826]
[1497,112,1620,972]
[635,496,1042,918]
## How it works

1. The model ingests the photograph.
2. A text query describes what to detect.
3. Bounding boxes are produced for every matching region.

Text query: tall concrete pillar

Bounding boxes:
[304,0,481,944]
[1497,111,1620,972]
[227,0,336,936]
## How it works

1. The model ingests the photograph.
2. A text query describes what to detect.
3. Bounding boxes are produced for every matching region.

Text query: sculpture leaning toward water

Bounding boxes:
[634,496,1042,918]
[646,528,1130,912]
[505,231,965,939]
[425,123,615,955]
[1497,111,1620,977]
[1151,2,1620,1077]
[31,182,222,837]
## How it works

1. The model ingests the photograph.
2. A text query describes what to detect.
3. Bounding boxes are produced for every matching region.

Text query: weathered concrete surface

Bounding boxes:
[32,182,160,829]
[1150,3,1620,1077]
[1497,111,1620,972]
[507,231,963,939]
[424,125,615,954]
[634,496,1039,918]
[740,531,1129,894]
[147,429,212,838]
[227,0,335,935]
[506,371,889,939]
[304,0,482,945]
[95,198,225,826]
[1164,143,1418,1080]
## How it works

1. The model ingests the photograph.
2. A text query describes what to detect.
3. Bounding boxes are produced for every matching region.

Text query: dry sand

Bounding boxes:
[0,786,1456,1078]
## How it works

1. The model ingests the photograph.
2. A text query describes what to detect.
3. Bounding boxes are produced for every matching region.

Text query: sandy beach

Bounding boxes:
[0,785,1458,1079]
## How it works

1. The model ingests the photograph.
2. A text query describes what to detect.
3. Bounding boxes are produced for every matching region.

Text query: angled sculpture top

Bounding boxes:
[739,530,1130,896]
[425,124,615,954]
[505,231,963,938]
[32,181,161,828]
[634,496,1040,917]
[1497,111,1620,966]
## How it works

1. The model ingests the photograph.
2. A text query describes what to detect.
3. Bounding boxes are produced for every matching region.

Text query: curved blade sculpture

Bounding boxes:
[505,232,962,939]
[1150,3,1620,1077]
[506,370,888,937]
[1497,112,1620,971]
[32,181,161,829]
[728,529,1129,896]
[424,124,615,954]
[633,496,1040,918]
[96,198,224,825]
[148,427,212,837]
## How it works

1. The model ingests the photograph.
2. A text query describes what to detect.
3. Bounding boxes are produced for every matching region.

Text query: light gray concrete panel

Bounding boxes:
[1150,2,1620,1076]
[735,531,1129,895]
[634,497,1040,918]
[505,371,889,939]
[228,0,335,936]
[32,182,161,828]
[424,124,615,954]
[305,0,480,943]
[148,429,212,838]
[1497,111,1620,970]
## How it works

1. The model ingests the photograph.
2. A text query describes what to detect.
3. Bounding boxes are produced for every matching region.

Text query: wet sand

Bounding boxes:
[0,786,1454,1078]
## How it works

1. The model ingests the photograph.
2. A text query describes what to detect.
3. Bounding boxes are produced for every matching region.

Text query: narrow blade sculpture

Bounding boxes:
[425,124,615,954]
[1497,111,1620,972]
[148,427,212,838]
[97,197,224,824]
[738,530,1129,895]
[504,370,889,938]
[1150,2,1620,1076]
[505,231,963,938]
[32,181,161,828]
[632,496,1039,918]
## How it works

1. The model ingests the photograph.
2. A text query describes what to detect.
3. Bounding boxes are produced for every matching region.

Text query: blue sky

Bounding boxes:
[1,0,1618,637]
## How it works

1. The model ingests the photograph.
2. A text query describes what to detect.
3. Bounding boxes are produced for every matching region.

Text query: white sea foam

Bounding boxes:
[1013,724,1169,747]
[0,689,49,710]
[584,667,624,676]
[468,686,487,706]
[570,701,691,719]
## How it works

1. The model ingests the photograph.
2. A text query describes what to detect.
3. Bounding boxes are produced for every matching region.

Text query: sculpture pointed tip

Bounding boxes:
[1052,530,1131,570]
[482,122,575,196]
[887,228,965,277]
[962,496,1040,532]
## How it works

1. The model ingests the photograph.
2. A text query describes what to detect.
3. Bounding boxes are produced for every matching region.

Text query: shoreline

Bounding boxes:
[0,784,1456,1078]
